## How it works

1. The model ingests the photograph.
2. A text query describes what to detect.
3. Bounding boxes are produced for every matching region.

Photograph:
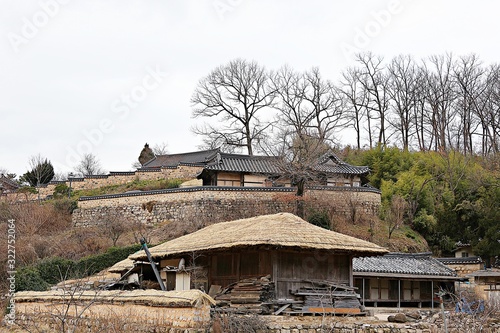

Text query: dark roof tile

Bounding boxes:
[353,252,457,277]
[205,153,281,174]
[142,149,220,168]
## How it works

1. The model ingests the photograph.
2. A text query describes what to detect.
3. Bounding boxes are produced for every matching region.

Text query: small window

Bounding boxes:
[462,252,469,257]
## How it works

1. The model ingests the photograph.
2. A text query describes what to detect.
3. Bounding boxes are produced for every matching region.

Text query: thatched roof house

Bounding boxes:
[130,213,386,261]
[129,213,387,310]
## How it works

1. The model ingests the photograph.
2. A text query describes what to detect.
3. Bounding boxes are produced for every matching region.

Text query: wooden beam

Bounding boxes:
[305,307,361,314]
[273,304,290,315]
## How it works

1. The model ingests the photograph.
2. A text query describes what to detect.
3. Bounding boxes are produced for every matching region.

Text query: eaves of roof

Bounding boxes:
[353,271,464,281]
[0,176,19,189]
[437,256,483,265]
[353,252,457,277]
[205,155,281,174]
[142,149,220,168]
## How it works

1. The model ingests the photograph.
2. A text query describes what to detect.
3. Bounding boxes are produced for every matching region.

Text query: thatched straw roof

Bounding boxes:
[130,213,387,261]
[107,257,135,273]
[15,289,215,307]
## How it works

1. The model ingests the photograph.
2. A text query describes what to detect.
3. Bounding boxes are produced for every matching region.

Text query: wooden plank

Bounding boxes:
[303,279,356,291]
[208,285,222,298]
[304,307,361,314]
[274,303,290,315]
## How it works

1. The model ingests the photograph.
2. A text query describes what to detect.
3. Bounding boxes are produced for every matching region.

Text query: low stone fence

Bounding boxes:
[72,186,381,227]
[11,289,213,332]
[34,164,203,198]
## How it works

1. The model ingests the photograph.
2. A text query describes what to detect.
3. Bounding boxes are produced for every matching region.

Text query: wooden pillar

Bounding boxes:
[398,279,401,310]
[431,281,434,310]
[349,255,354,287]
[272,251,278,298]
[362,278,365,306]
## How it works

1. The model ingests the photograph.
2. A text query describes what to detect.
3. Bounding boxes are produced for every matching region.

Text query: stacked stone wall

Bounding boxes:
[72,187,380,227]
[34,165,203,198]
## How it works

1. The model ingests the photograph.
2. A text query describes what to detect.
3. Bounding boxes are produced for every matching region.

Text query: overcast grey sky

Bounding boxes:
[1,0,499,177]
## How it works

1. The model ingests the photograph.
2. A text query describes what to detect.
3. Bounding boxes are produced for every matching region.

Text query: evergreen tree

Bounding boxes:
[20,156,54,187]
[138,143,155,165]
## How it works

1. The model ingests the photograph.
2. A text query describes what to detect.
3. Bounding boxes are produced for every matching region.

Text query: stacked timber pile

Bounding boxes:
[214,275,274,314]
[291,280,363,315]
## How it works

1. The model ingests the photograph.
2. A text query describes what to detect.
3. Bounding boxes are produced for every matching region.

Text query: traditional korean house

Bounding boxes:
[196,152,283,187]
[466,269,500,302]
[452,241,474,259]
[196,151,370,188]
[436,256,483,281]
[353,253,464,309]
[436,241,484,289]
[140,147,370,188]
[128,212,387,314]
[0,174,19,195]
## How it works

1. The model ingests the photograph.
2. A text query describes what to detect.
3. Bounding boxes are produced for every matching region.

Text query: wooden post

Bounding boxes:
[437,290,448,333]
[398,279,401,310]
[272,251,278,298]
[431,281,434,310]
[362,278,365,307]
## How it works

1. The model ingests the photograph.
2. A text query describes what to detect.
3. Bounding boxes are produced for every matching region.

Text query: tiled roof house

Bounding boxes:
[353,253,463,308]
[0,174,19,194]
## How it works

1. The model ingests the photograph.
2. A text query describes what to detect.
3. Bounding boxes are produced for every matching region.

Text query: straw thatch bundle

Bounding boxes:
[15,289,215,307]
[107,257,135,273]
[130,213,387,260]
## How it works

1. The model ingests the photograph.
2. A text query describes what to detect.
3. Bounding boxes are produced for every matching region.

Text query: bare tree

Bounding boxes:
[191,59,275,155]
[74,153,104,176]
[385,195,408,239]
[266,66,344,205]
[100,214,130,246]
[152,141,169,155]
[339,66,368,149]
[354,52,390,148]
[386,55,420,151]
[421,53,458,152]
[453,54,485,155]
[270,66,344,145]
[478,64,500,154]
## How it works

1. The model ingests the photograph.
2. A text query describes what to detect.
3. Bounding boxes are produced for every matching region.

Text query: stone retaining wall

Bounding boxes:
[34,165,202,198]
[72,187,380,227]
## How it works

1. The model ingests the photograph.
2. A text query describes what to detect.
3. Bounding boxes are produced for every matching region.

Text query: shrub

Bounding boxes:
[53,198,78,214]
[53,183,70,198]
[74,244,143,277]
[36,257,75,285]
[15,244,143,291]
[16,267,50,292]
[307,210,330,230]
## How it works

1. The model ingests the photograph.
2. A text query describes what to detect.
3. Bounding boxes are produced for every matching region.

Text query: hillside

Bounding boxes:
[3,147,498,299]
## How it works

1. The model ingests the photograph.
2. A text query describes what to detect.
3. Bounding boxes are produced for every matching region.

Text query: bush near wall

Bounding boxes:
[15,244,142,292]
